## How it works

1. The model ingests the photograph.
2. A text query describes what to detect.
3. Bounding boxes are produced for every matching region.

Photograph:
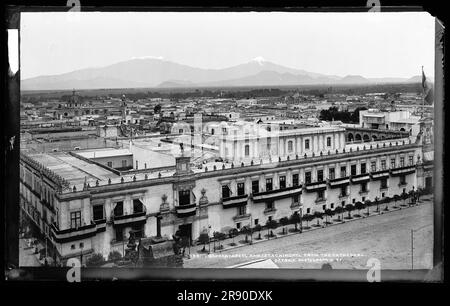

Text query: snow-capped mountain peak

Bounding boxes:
[251,56,266,65]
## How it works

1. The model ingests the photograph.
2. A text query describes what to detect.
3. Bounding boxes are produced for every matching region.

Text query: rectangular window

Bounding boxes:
[254,219,259,225]
[340,186,347,197]
[381,160,386,170]
[329,168,335,180]
[93,205,104,221]
[340,166,347,177]
[371,161,376,172]
[327,137,332,147]
[317,169,324,182]
[400,157,405,167]
[279,176,286,189]
[409,156,414,166]
[381,178,388,189]
[288,141,293,152]
[238,205,246,216]
[361,183,368,192]
[252,180,259,194]
[179,190,191,205]
[122,160,127,168]
[115,228,124,242]
[317,190,324,200]
[237,183,245,196]
[245,145,250,157]
[266,138,271,151]
[107,161,113,168]
[266,201,274,210]
[293,195,300,204]
[265,178,273,191]
[114,201,123,216]
[305,171,312,184]
[132,224,144,239]
[236,222,241,229]
[391,158,396,169]
[70,211,82,229]
[292,174,299,187]
[133,199,144,213]
[305,139,310,150]
[306,208,311,214]
[222,185,230,199]
[361,163,366,174]
[400,175,406,185]
[351,165,357,176]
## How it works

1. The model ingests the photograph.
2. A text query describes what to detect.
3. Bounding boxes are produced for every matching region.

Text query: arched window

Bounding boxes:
[288,140,293,152]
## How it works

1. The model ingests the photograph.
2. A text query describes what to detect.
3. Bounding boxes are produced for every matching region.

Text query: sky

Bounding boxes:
[20,12,435,80]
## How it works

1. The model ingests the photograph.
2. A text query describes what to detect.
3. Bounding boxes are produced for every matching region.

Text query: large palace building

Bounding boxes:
[19,119,434,263]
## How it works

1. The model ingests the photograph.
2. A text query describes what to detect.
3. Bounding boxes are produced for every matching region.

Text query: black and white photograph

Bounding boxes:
[4,3,444,284]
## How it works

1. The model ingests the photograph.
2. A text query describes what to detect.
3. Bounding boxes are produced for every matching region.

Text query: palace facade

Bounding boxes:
[19,121,434,263]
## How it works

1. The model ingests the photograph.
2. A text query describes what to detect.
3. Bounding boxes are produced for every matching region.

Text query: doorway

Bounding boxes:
[178,223,192,243]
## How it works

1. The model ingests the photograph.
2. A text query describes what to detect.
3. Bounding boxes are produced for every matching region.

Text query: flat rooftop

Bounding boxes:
[75,148,133,159]
[26,151,119,187]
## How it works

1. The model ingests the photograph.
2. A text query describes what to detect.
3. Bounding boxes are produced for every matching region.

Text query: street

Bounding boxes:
[184,198,434,269]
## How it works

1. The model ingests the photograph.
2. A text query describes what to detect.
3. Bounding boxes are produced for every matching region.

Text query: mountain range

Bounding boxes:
[21,57,423,91]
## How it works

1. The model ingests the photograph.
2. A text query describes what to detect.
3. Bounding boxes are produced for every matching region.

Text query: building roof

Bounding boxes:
[26,151,119,186]
[74,148,133,159]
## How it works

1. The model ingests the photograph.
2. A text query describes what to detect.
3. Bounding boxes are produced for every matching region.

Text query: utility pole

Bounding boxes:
[411,229,414,270]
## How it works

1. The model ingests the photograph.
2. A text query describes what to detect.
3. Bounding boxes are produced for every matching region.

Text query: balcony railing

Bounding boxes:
[328,177,350,188]
[351,173,370,184]
[233,213,251,221]
[221,194,248,209]
[50,220,99,243]
[252,185,303,203]
[370,169,390,180]
[263,208,277,215]
[390,165,416,176]
[174,203,197,218]
[111,206,147,227]
[315,198,326,204]
[304,181,327,193]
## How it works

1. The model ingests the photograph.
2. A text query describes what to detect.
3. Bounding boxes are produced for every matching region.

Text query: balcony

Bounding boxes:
[252,185,302,203]
[263,208,277,215]
[174,203,197,218]
[390,165,416,176]
[304,181,327,193]
[370,169,390,180]
[328,177,350,188]
[351,173,370,184]
[50,221,101,243]
[233,213,251,221]
[315,198,327,204]
[111,206,147,227]
[339,193,349,199]
[398,182,408,187]
[221,194,248,209]
[359,189,369,195]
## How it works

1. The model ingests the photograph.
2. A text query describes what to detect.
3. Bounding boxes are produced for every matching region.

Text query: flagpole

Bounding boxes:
[421,66,425,119]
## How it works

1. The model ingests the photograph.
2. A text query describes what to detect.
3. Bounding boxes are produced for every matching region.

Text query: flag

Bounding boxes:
[422,67,434,105]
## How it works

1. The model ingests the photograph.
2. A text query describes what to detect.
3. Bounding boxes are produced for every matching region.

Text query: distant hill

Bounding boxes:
[22,57,422,91]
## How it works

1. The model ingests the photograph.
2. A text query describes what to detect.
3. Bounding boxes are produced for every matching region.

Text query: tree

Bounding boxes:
[345,204,354,219]
[354,201,364,216]
[198,232,210,253]
[254,224,262,239]
[279,217,290,234]
[108,250,122,262]
[85,253,106,267]
[393,194,401,208]
[303,214,313,227]
[334,206,343,221]
[324,209,334,224]
[364,199,372,215]
[240,226,251,243]
[213,231,226,250]
[289,212,301,232]
[229,228,238,245]
[313,211,323,226]
[265,220,278,239]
